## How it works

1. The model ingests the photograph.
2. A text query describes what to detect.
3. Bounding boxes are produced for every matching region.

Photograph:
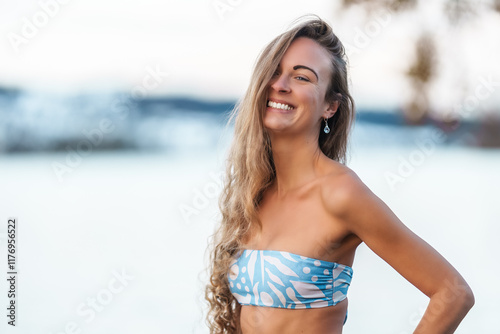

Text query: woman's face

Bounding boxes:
[263,37,337,136]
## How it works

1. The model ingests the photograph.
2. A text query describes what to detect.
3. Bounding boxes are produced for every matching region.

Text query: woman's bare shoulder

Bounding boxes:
[320,161,374,217]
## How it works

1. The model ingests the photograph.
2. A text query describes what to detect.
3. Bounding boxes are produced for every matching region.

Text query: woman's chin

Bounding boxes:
[263,123,292,133]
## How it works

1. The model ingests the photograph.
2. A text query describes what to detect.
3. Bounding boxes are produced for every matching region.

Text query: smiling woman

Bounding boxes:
[264,37,340,137]
[204,14,474,334]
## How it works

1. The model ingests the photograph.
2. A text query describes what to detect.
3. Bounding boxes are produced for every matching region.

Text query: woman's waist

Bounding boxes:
[239,299,347,334]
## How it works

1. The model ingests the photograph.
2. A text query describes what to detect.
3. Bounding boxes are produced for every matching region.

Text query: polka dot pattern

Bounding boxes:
[227,249,353,311]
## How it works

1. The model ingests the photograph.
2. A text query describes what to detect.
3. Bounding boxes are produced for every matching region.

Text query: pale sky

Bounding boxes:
[1,0,499,113]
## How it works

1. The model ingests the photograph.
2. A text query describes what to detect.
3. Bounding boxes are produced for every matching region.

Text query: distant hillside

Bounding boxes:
[0,89,497,152]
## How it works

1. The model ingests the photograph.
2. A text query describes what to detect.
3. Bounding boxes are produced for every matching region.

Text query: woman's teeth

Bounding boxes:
[268,100,293,111]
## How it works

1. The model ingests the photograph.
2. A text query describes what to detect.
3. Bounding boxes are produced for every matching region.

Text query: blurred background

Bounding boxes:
[0,0,499,333]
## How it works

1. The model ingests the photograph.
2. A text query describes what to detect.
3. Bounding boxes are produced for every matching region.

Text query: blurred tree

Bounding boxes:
[405,32,436,124]
[340,0,500,126]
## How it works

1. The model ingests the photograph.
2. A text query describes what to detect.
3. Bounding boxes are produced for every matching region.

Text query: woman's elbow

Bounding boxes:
[438,276,475,314]
[461,284,475,311]
[453,279,475,313]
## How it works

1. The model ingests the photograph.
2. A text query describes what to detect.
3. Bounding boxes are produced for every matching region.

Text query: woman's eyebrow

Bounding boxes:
[293,65,319,80]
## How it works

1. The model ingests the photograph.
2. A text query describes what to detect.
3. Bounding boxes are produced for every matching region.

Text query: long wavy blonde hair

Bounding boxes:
[204,15,355,333]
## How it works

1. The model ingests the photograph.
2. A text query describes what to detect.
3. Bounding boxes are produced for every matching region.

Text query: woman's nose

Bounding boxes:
[270,74,291,93]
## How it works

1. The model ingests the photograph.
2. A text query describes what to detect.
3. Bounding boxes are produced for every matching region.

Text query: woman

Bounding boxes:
[205,15,474,334]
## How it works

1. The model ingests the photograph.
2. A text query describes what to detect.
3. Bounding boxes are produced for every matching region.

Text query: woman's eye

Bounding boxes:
[296,76,309,82]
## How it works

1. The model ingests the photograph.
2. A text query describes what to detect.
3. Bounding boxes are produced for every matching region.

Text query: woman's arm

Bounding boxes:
[324,170,474,333]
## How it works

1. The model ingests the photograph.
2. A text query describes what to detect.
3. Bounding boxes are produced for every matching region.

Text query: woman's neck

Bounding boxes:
[269,132,325,198]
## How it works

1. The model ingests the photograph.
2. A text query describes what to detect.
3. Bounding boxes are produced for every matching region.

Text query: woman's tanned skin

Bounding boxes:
[238,37,474,334]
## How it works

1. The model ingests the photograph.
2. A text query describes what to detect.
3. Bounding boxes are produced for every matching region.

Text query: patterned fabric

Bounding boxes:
[228,249,353,310]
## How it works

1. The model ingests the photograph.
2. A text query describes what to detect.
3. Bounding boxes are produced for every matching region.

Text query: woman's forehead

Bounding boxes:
[279,37,332,80]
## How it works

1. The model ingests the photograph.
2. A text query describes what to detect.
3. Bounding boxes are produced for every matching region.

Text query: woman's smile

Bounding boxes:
[263,37,335,134]
[266,99,295,113]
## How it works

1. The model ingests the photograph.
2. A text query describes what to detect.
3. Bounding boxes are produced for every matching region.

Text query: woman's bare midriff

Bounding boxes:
[240,298,348,334]
[238,159,361,333]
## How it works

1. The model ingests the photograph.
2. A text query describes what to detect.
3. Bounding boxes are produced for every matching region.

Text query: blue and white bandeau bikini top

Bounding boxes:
[228,249,353,310]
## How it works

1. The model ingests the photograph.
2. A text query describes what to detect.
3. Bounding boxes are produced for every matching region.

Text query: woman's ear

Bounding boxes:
[324,97,341,119]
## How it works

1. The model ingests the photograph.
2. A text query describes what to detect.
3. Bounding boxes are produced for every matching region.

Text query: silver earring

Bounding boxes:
[323,118,330,134]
